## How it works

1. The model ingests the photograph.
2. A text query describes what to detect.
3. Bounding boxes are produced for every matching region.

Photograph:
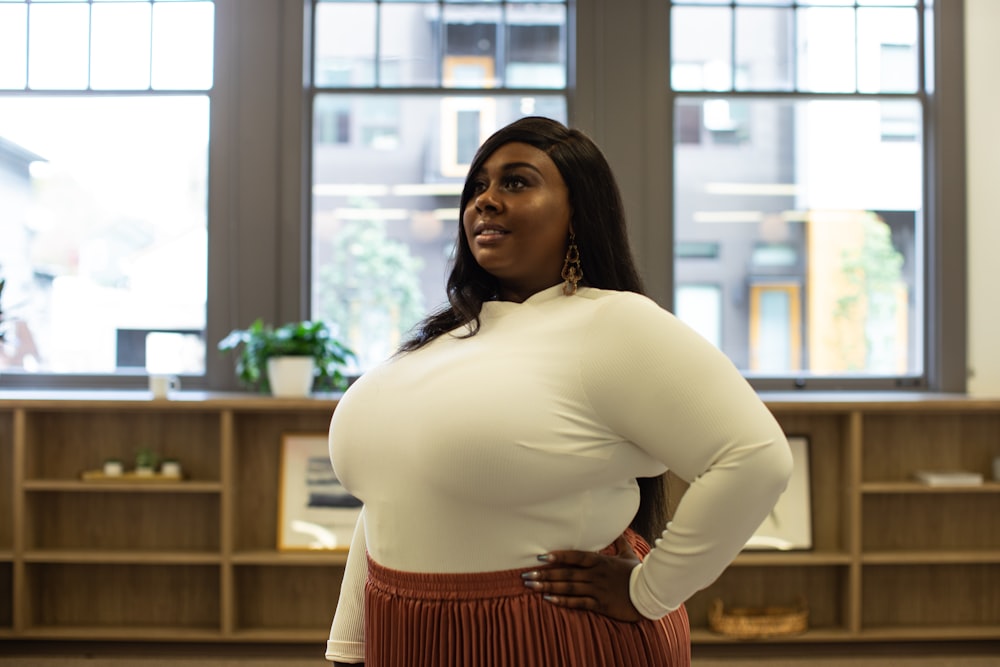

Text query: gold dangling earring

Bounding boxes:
[561,232,583,296]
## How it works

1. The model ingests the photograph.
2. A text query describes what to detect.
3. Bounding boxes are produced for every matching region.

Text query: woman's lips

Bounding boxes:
[473,223,509,245]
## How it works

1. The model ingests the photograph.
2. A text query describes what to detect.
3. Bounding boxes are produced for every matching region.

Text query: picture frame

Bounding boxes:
[278,433,361,551]
[744,435,813,551]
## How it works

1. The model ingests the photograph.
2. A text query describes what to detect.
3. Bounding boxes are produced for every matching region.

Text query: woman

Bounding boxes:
[326,116,792,666]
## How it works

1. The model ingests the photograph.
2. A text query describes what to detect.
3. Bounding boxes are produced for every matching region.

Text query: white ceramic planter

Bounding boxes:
[267,356,316,397]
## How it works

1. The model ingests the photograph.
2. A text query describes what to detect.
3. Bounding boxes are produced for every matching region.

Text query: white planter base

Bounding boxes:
[267,356,315,397]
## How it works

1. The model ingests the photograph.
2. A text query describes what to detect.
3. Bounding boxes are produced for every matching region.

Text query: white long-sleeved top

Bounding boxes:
[326,284,792,663]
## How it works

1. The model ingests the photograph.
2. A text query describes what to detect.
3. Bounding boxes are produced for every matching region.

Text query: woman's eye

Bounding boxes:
[503,175,527,189]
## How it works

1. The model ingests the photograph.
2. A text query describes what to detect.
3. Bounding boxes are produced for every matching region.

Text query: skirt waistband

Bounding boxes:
[365,532,630,601]
[366,555,536,600]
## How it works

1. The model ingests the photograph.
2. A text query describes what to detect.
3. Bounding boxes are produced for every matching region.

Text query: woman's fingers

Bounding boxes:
[522,547,643,622]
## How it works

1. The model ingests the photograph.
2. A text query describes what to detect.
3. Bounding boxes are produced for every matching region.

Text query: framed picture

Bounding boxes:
[744,435,813,551]
[278,433,361,551]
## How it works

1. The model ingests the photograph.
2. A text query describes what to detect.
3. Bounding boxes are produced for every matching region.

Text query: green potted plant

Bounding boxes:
[135,446,158,476]
[217,319,355,396]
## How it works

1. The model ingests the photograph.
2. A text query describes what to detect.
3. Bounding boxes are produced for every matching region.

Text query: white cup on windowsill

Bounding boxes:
[149,374,181,399]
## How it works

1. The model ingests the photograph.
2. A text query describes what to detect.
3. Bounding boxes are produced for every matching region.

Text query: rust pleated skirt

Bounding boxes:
[363,529,691,666]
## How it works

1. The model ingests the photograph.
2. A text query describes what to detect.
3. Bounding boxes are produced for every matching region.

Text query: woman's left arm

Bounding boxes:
[528,294,792,620]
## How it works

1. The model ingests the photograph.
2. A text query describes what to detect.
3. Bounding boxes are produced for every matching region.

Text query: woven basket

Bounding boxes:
[708,598,809,639]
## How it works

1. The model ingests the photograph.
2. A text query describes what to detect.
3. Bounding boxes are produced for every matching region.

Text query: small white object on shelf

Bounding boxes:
[160,460,182,478]
[913,470,984,487]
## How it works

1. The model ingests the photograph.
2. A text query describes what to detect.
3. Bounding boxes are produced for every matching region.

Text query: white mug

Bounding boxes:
[149,374,181,399]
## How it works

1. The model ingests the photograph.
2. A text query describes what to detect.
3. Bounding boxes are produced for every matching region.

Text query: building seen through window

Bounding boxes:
[671,0,925,379]
[0,0,213,377]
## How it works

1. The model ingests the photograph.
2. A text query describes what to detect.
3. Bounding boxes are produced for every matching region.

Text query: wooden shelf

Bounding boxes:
[231,550,349,566]
[691,627,855,644]
[23,550,223,564]
[862,550,1000,565]
[24,479,223,493]
[2,392,999,648]
[862,481,1000,494]
[731,550,853,567]
[17,626,226,641]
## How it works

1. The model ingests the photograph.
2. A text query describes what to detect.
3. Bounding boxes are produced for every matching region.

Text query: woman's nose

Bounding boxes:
[475,187,500,212]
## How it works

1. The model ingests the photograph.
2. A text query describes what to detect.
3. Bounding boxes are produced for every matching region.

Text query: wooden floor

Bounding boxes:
[0,641,998,666]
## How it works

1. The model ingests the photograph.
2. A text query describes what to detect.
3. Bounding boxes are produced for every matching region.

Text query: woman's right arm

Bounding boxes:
[326,506,368,664]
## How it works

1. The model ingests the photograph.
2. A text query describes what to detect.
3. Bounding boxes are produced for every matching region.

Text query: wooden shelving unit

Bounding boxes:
[0,391,998,646]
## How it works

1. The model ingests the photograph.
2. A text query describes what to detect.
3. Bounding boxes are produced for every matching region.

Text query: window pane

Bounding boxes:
[673,97,923,377]
[797,8,856,93]
[379,3,440,87]
[0,97,209,375]
[151,1,214,89]
[858,7,918,94]
[506,4,566,88]
[0,5,27,89]
[735,7,793,91]
[315,3,376,86]
[28,3,90,89]
[671,6,732,91]
[442,4,502,88]
[91,2,152,90]
[310,94,566,370]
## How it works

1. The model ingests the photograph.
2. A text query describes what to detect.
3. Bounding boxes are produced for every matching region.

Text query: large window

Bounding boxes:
[671,0,929,384]
[0,1,966,392]
[0,0,213,379]
[308,0,567,371]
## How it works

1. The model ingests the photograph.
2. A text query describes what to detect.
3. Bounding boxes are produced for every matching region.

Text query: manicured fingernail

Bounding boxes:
[537,554,552,562]
[543,595,558,603]
[523,580,542,590]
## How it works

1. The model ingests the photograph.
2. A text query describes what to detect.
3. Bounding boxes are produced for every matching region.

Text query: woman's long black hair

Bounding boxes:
[399,116,668,544]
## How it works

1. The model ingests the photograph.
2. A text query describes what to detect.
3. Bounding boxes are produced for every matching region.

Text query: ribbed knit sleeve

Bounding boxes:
[326,507,368,663]
[580,293,793,619]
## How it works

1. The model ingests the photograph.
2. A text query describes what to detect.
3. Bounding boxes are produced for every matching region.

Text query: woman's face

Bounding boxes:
[462,142,572,303]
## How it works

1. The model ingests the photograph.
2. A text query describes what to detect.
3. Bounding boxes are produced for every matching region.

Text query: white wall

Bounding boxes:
[966,0,1000,396]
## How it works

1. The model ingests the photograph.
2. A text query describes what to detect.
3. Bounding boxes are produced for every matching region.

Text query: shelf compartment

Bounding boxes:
[686,565,850,635]
[770,411,852,554]
[22,409,222,481]
[862,494,1000,551]
[232,409,334,552]
[24,563,220,631]
[861,564,1000,630]
[24,491,220,552]
[861,412,1000,484]
[232,564,344,633]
